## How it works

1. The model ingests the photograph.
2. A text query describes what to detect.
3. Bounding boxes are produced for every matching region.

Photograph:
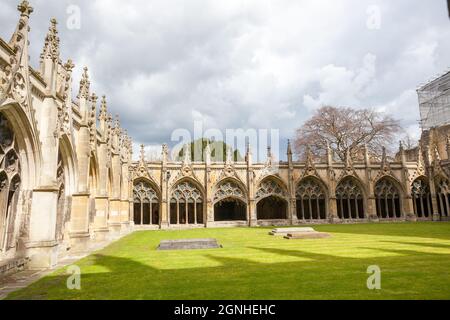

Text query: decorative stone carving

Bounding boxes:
[255,179,287,201]
[213,181,245,203]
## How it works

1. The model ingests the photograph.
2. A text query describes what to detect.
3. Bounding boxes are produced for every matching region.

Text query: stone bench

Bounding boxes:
[157,239,222,251]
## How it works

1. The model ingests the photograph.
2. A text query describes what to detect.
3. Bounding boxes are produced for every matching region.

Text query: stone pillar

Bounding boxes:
[160,146,169,228]
[246,144,257,226]
[27,187,59,269]
[429,176,441,221]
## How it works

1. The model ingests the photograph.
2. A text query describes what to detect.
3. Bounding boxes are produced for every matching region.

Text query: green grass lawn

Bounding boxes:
[6,222,450,300]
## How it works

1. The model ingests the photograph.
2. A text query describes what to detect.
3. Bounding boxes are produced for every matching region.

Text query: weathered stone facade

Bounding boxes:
[0,2,133,272]
[1,1,449,276]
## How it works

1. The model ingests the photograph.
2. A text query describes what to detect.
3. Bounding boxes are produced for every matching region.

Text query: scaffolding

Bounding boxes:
[417,70,450,131]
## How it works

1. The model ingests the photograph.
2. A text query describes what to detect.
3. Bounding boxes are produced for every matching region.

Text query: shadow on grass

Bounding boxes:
[7,244,450,300]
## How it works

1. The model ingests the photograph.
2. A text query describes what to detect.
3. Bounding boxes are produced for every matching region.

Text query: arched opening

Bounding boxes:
[133,180,160,225]
[256,178,288,220]
[411,178,432,219]
[213,180,247,221]
[0,113,21,251]
[169,181,203,225]
[375,178,402,219]
[257,196,287,220]
[296,178,327,221]
[336,177,365,220]
[435,178,450,218]
[214,199,246,221]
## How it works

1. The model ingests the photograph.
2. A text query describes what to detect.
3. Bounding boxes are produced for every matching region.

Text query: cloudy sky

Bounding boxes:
[1,0,449,160]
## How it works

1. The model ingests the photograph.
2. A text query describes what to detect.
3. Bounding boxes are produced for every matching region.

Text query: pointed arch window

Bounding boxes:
[375,178,402,219]
[296,178,327,220]
[336,178,365,219]
[436,178,450,218]
[133,180,160,225]
[169,181,203,225]
[411,179,432,219]
[0,113,21,251]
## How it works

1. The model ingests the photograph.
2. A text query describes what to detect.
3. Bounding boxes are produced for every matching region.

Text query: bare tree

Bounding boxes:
[294,106,401,161]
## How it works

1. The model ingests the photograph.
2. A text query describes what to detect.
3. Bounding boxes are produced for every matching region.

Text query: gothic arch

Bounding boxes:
[374,177,403,219]
[434,175,450,218]
[255,176,289,203]
[169,178,204,225]
[256,176,288,220]
[335,176,366,220]
[373,175,405,197]
[411,177,432,219]
[0,103,40,190]
[213,178,247,222]
[0,112,23,251]
[296,176,328,220]
[133,178,160,225]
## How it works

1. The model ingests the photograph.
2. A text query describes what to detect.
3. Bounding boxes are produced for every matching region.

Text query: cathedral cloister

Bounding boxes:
[1,1,449,276]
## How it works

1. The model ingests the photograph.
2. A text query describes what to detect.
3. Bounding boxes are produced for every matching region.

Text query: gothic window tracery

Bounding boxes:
[336,178,365,219]
[296,178,327,220]
[255,179,287,202]
[0,113,21,251]
[213,180,247,221]
[411,179,432,219]
[375,178,402,219]
[133,180,159,225]
[436,178,450,218]
[256,179,287,220]
[170,181,203,225]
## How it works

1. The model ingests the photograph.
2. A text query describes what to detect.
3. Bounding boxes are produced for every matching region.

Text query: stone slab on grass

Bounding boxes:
[269,227,316,236]
[284,232,331,240]
[157,239,222,251]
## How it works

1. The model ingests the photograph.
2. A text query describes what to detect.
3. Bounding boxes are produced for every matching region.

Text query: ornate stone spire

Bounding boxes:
[266,146,273,166]
[162,144,169,163]
[327,142,334,166]
[287,140,292,157]
[40,18,60,63]
[99,95,108,121]
[139,144,146,166]
[113,114,121,135]
[225,146,233,165]
[204,141,211,165]
[345,148,352,169]
[78,67,90,99]
[380,146,390,172]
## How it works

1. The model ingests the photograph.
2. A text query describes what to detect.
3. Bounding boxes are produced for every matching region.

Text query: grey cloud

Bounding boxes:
[1,0,449,155]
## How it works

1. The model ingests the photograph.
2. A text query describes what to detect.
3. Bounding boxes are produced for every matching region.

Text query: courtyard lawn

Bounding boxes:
[6,222,450,300]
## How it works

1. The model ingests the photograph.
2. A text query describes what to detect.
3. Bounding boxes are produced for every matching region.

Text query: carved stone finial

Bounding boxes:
[64,59,75,72]
[139,144,146,164]
[287,140,292,156]
[78,67,90,99]
[41,18,60,62]
[17,0,33,17]
[99,95,108,121]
